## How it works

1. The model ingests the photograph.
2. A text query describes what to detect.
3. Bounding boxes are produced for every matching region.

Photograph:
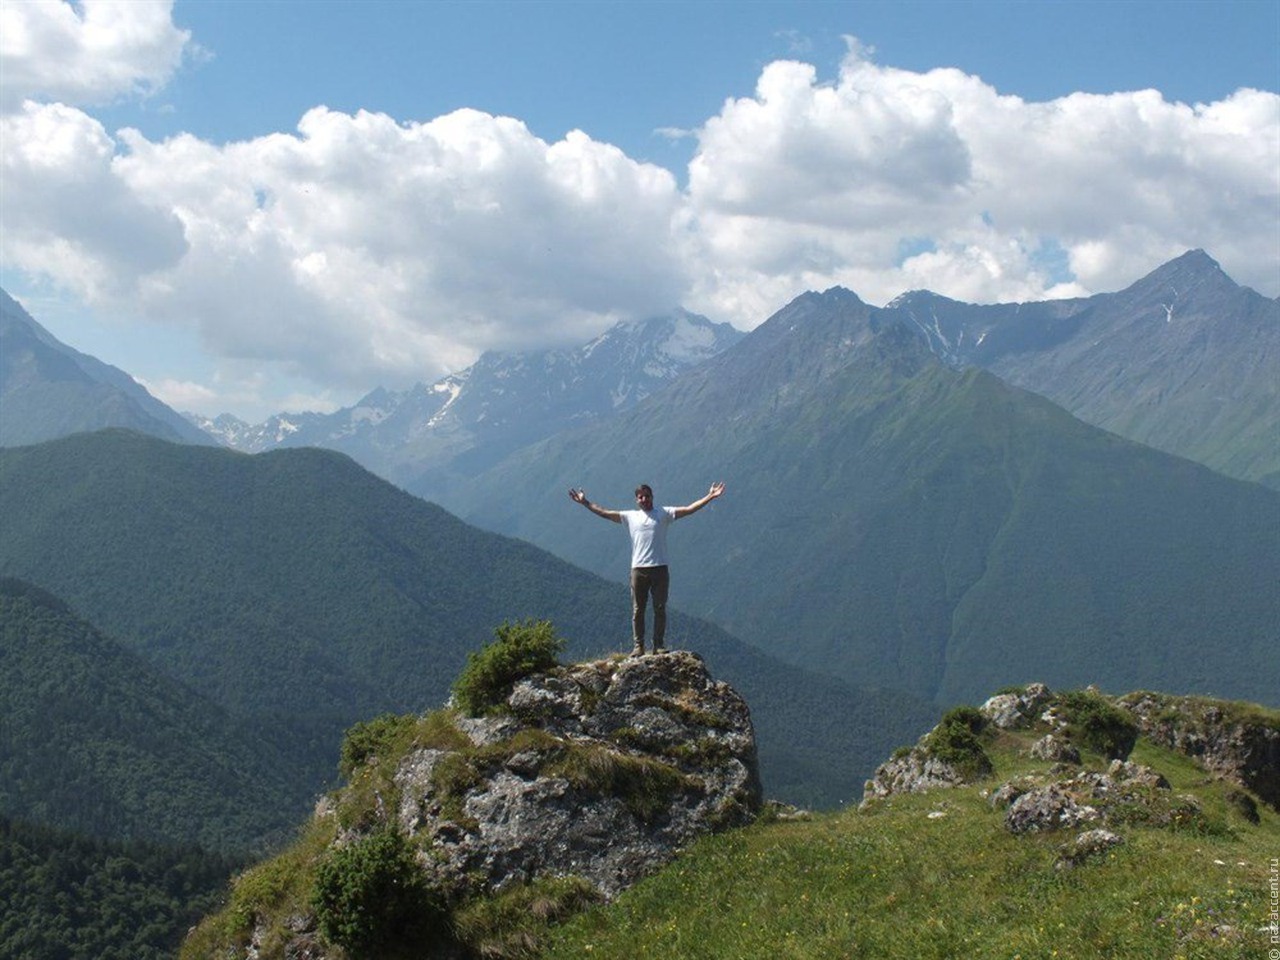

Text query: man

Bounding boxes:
[568,481,725,656]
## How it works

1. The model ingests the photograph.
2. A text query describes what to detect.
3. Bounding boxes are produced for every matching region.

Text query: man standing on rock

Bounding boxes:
[568,482,725,656]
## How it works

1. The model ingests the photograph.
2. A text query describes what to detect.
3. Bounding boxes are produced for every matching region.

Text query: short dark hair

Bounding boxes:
[635,484,653,499]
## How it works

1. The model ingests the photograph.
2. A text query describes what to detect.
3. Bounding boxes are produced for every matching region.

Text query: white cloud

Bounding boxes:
[137,374,216,412]
[683,41,1280,320]
[0,0,191,112]
[141,367,347,419]
[5,102,689,390]
[0,100,187,300]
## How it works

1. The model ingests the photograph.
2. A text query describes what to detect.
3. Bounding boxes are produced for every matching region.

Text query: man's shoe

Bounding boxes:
[652,643,665,654]
[630,642,645,657]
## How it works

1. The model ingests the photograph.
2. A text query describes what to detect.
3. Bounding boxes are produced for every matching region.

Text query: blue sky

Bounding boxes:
[2,0,1277,420]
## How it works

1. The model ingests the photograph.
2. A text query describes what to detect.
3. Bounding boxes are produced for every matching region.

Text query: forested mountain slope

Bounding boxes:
[0,578,312,851]
[0,430,932,808]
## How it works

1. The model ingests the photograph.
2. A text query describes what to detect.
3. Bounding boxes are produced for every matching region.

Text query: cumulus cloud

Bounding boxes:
[1,10,1276,418]
[0,0,191,112]
[0,101,187,301]
[684,40,1280,319]
[5,100,689,390]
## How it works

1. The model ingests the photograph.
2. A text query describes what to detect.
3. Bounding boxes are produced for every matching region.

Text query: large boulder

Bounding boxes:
[389,651,762,900]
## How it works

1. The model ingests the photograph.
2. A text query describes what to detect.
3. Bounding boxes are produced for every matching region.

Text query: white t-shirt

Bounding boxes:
[621,507,677,568]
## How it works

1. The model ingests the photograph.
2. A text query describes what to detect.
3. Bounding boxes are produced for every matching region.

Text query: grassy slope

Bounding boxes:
[539,725,1276,960]
[182,688,1277,960]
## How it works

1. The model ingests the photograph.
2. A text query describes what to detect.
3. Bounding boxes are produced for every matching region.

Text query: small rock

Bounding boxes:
[980,683,1053,730]
[1031,734,1081,764]
[1005,784,1100,834]
[1056,829,1124,870]
[1106,759,1170,790]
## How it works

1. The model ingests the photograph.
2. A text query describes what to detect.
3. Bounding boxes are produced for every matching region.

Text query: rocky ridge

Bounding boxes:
[228,651,762,959]
[1116,690,1280,810]
[861,683,1277,869]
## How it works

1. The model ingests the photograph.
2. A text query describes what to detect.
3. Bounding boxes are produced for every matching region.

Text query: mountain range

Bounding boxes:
[169,250,1278,493]
[0,249,1275,778]
[187,309,743,501]
[3,251,1273,495]
[449,280,1280,708]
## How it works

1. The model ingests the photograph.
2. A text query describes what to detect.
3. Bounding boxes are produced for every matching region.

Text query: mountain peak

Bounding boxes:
[809,286,866,307]
[1124,248,1235,300]
[885,289,961,310]
[1,288,215,448]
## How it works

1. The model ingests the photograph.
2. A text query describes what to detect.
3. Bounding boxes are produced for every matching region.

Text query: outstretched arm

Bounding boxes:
[568,488,623,523]
[673,481,726,519]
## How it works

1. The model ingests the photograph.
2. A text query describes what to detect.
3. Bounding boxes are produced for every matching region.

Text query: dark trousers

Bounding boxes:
[630,565,669,648]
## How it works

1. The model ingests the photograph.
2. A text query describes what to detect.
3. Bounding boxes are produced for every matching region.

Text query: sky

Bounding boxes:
[2,0,1278,422]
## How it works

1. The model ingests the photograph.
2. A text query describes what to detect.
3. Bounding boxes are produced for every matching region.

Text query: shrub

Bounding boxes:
[339,713,419,779]
[311,829,444,957]
[923,705,992,780]
[453,620,566,716]
[1056,690,1138,760]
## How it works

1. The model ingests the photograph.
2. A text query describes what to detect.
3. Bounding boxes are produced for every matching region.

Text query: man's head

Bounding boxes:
[635,484,654,509]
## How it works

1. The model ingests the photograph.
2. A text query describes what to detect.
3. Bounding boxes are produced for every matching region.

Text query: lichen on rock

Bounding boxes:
[373,651,762,901]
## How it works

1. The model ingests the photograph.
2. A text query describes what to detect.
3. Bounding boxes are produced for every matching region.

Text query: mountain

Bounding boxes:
[188,310,743,500]
[449,286,1280,709]
[891,250,1280,487]
[0,578,311,851]
[0,288,213,448]
[0,429,933,809]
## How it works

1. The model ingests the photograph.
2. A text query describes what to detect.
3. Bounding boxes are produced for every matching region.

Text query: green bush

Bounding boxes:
[922,705,992,780]
[311,829,444,957]
[1056,690,1138,760]
[339,713,419,778]
[452,620,566,717]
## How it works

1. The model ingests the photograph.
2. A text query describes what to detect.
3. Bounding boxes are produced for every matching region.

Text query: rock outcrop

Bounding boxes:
[861,705,994,806]
[992,760,1180,835]
[979,683,1053,730]
[238,651,762,959]
[1116,692,1280,810]
[862,683,1275,848]
[391,651,762,899]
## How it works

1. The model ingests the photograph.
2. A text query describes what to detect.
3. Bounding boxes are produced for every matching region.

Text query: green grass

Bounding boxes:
[537,735,1276,960]
[179,816,338,960]
[181,691,1277,960]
